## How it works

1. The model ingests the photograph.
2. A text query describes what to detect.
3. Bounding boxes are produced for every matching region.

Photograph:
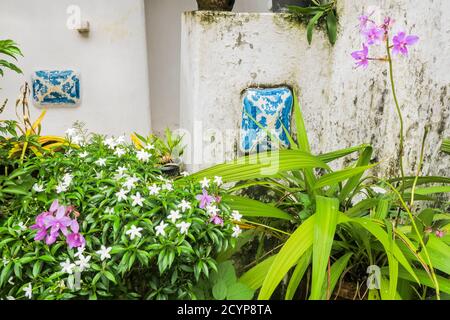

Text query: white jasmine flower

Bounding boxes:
[168,210,182,223]
[181,171,189,177]
[104,137,117,149]
[232,225,242,238]
[56,183,68,194]
[79,151,89,158]
[155,221,168,237]
[105,207,114,214]
[144,144,155,151]
[95,158,107,167]
[206,205,220,216]
[126,225,143,240]
[65,128,77,137]
[178,200,191,213]
[117,166,127,176]
[116,135,126,145]
[123,176,139,190]
[115,189,129,202]
[74,247,85,258]
[75,255,91,272]
[114,148,126,157]
[63,173,73,185]
[16,222,26,232]
[33,183,44,193]
[23,283,32,299]
[60,259,76,274]
[231,210,242,222]
[162,182,173,191]
[136,150,151,162]
[95,245,112,261]
[71,135,83,145]
[131,192,144,207]
[148,184,161,196]
[200,177,210,189]
[176,221,191,235]
[214,176,223,186]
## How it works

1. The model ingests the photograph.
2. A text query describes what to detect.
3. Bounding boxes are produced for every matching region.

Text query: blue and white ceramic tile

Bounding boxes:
[241,87,293,153]
[32,70,80,106]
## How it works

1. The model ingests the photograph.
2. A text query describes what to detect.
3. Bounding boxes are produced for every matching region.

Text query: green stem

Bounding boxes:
[386,38,406,191]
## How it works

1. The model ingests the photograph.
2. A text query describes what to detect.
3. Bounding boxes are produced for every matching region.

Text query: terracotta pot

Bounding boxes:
[196,0,235,11]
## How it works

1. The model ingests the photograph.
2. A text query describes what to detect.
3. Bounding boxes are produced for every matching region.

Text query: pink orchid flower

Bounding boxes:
[392,31,419,56]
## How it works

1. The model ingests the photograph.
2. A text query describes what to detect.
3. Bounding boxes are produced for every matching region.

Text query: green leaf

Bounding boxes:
[285,249,312,300]
[239,255,276,291]
[326,11,337,45]
[212,280,228,300]
[186,149,329,183]
[287,5,323,16]
[223,195,292,220]
[39,255,56,262]
[258,216,315,299]
[1,187,29,196]
[226,282,255,300]
[441,138,450,155]
[310,196,340,300]
[321,252,353,300]
[413,186,450,195]
[313,164,377,190]
[318,144,372,163]
[103,271,117,284]
[307,12,324,45]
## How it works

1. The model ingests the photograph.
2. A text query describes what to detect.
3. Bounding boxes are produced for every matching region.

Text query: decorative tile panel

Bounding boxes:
[241,86,293,153]
[32,70,80,106]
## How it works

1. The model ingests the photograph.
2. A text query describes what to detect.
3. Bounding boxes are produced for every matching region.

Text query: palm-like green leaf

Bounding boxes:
[223,195,292,220]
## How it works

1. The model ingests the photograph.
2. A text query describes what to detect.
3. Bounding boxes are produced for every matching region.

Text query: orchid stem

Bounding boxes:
[386,37,406,193]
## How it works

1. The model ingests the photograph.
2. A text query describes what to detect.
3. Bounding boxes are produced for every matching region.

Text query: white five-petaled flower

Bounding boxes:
[95,158,107,167]
[180,171,189,177]
[116,135,126,145]
[232,225,242,238]
[176,222,191,235]
[60,259,76,274]
[71,135,83,145]
[96,245,112,261]
[65,128,77,137]
[231,210,242,222]
[115,189,129,202]
[214,176,223,186]
[79,151,89,158]
[105,207,114,214]
[116,166,127,176]
[155,221,168,237]
[74,247,85,258]
[75,255,91,271]
[131,192,144,207]
[144,144,155,150]
[104,137,117,149]
[168,210,182,223]
[206,205,220,216]
[16,222,26,232]
[200,177,210,189]
[114,148,126,157]
[178,200,191,213]
[23,283,32,299]
[126,225,143,240]
[136,150,151,162]
[148,184,161,196]
[56,183,68,194]
[123,176,139,190]
[162,182,173,191]
[33,183,44,193]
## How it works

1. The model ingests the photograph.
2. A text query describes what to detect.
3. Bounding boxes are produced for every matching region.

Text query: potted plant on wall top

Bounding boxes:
[196,0,235,11]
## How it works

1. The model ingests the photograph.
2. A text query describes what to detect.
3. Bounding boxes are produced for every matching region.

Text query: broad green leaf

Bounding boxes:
[285,249,312,300]
[186,149,329,183]
[239,255,276,291]
[318,144,372,163]
[258,216,315,299]
[313,164,377,190]
[414,186,450,195]
[223,195,292,220]
[310,196,340,300]
[212,280,228,300]
[226,282,254,300]
[321,252,353,300]
[307,12,324,44]
[326,11,337,45]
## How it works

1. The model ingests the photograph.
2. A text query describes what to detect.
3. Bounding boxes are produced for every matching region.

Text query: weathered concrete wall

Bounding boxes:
[0,0,152,136]
[180,0,450,178]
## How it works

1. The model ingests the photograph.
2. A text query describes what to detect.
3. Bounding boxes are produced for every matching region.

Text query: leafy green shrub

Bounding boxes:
[0,130,240,300]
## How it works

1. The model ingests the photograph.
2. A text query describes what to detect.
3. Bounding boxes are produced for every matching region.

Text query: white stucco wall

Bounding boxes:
[0,0,152,136]
[180,0,450,177]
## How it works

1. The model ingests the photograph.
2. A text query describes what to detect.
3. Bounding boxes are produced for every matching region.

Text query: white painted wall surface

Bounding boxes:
[180,0,450,177]
[145,0,269,134]
[0,0,152,136]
